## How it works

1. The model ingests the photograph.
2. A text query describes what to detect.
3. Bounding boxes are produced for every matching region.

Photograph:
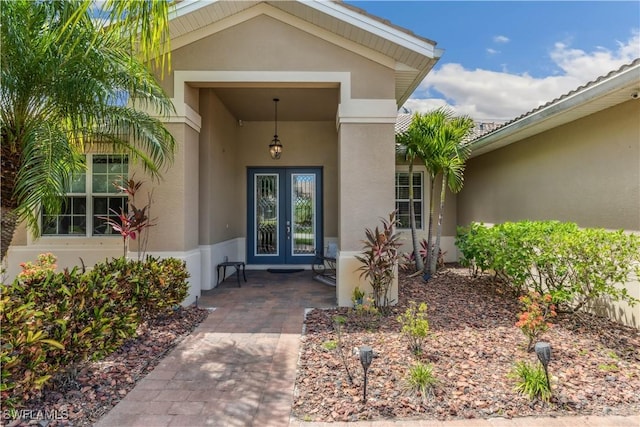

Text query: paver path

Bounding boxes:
[96,270,639,427]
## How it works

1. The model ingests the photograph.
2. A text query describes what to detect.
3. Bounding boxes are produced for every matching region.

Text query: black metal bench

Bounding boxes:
[312,244,337,286]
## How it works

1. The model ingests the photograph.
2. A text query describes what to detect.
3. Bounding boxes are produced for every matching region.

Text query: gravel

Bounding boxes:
[292,267,640,422]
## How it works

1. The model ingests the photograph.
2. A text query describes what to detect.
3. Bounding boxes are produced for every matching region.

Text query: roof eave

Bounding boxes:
[467,62,640,158]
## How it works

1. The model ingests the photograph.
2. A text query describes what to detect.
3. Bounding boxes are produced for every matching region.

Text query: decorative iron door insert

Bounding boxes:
[247,168,322,265]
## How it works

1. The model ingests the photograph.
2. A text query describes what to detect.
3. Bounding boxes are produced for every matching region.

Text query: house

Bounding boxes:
[5,0,442,307]
[458,58,640,327]
[6,1,638,326]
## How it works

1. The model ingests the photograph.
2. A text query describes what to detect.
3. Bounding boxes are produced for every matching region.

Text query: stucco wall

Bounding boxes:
[234,119,339,242]
[458,100,640,231]
[198,89,241,244]
[164,14,395,100]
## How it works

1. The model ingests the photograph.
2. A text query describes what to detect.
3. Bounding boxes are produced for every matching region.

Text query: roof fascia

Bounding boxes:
[468,63,640,158]
[302,1,438,58]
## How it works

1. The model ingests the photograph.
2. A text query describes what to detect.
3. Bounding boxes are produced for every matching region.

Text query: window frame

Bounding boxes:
[41,154,129,238]
[395,169,424,230]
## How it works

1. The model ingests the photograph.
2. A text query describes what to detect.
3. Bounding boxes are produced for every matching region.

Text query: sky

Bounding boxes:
[347,1,640,122]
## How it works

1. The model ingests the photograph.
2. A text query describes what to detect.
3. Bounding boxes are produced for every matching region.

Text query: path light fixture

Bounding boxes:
[535,341,551,391]
[359,345,373,402]
[269,98,283,159]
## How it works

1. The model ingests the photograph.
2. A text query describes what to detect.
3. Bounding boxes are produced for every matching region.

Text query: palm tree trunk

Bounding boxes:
[430,173,447,275]
[424,174,436,277]
[408,162,424,272]
[1,208,18,262]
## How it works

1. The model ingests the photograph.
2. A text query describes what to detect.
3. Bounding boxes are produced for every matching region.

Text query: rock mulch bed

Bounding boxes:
[2,306,208,427]
[292,267,640,422]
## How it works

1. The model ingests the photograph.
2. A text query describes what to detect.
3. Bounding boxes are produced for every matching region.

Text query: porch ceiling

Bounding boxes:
[209,87,340,121]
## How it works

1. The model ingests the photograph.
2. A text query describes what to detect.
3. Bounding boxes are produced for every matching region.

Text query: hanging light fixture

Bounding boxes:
[269,98,283,159]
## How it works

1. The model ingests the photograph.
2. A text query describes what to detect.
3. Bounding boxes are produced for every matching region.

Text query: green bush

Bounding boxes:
[0,296,63,408]
[1,254,190,408]
[508,360,551,402]
[90,255,189,320]
[456,221,640,312]
[397,301,430,356]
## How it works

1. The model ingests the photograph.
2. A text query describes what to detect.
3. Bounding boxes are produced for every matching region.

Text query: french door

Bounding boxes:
[247,168,323,265]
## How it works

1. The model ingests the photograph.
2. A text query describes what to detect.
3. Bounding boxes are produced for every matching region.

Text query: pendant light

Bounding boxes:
[269,98,283,160]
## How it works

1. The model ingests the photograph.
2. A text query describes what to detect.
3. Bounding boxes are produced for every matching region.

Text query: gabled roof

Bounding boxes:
[466,58,640,158]
[168,0,442,106]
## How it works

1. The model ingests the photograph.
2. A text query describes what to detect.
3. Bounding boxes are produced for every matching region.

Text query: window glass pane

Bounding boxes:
[93,175,108,193]
[395,172,423,229]
[93,196,127,236]
[93,156,108,173]
[42,216,58,235]
[69,172,86,193]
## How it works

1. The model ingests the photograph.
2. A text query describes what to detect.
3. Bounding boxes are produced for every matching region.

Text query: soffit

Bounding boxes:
[169,0,440,105]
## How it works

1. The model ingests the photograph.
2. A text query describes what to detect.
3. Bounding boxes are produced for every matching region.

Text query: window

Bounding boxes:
[42,154,129,236]
[395,171,423,229]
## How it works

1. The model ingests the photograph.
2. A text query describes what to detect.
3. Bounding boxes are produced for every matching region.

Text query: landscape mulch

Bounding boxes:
[4,268,639,426]
[292,267,640,422]
[2,307,209,427]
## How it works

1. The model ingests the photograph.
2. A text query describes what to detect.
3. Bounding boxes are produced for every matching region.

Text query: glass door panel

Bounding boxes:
[291,173,316,256]
[255,174,279,256]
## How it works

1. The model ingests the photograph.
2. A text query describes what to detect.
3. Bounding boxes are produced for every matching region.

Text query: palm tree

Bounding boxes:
[428,113,475,275]
[396,121,429,272]
[1,0,176,261]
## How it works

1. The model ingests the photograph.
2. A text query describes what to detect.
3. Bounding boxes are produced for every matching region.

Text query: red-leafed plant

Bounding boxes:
[516,291,557,352]
[355,211,401,313]
[99,177,155,258]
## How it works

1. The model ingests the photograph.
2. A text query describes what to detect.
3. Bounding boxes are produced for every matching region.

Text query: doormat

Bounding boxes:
[267,268,304,273]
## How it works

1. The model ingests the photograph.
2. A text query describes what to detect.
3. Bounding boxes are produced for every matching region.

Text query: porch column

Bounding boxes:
[142,101,202,306]
[335,100,397,307]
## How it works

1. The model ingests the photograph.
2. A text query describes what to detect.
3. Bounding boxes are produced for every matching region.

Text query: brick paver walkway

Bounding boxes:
[96,270,639,427]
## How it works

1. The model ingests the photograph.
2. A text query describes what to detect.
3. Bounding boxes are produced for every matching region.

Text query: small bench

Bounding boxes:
[216,261,247,287]
[312,243,337,286]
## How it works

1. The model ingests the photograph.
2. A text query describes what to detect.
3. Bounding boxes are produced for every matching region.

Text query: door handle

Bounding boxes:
[286,221,291,239]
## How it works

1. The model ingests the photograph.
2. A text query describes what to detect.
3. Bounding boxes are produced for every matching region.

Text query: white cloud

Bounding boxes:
[493,35,510,44]
[486,48,500,55]
[405,32,640,121]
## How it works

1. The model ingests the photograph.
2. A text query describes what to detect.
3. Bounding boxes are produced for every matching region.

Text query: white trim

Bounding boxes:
[306,0,438,58]
[173,70,352,106]
[166,102,202,132]
[337,99,398,127]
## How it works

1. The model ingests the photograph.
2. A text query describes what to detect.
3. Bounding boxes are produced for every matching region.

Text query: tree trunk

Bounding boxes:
[408,162,424,272]
[1,207,18,262]
[430,172,447,275]
[423,174,436,277]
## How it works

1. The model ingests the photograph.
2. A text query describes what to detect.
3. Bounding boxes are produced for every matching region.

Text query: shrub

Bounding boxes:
[405,362,437,400]
[456,221,640,312]
[508,360,551,402]
[0,296,63,408]
[90,255,189,320]
[397,301,430,356]
[516,291,556,352]
[355,211,401,312]
[1,253,189,408]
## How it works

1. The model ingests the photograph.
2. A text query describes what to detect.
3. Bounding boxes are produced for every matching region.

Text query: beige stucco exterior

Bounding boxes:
[6,0,442,309]
[458,100,640,231]
[458,99,640,327]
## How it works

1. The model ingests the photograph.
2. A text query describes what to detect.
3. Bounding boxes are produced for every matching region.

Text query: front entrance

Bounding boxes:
[247,167,323,265]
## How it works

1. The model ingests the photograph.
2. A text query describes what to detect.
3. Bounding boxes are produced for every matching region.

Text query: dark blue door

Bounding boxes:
[247,168,323,265]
